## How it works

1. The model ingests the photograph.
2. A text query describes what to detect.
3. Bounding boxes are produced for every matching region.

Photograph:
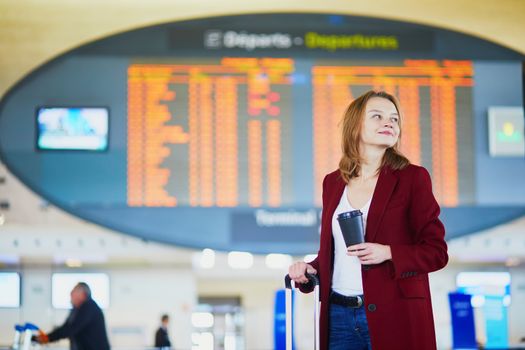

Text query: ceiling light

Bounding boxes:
[265,253,292,269]
[227,251,253,269]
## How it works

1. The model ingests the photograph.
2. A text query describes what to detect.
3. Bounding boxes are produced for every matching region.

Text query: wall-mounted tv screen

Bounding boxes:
[52,273,110,309]
[0,272,21,308]
[36,107,109,151]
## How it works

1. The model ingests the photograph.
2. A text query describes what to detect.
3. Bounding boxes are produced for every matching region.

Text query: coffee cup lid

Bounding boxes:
[337,210,362,220]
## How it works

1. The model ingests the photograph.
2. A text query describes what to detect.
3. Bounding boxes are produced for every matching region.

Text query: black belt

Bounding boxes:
[330,291,363,308]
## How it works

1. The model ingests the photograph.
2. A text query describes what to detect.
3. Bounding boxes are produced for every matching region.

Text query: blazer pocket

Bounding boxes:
[386,196,407,210]
[398,277,427,299]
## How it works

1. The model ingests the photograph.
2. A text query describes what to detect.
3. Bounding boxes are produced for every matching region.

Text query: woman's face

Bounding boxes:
[360,97,400,149]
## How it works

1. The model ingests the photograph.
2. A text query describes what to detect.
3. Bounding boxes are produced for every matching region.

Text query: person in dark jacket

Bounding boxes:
[36,282,110,350]
[154,314,172,348]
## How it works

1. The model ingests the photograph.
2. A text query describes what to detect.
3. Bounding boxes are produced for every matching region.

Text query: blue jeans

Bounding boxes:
[329,301,372,350]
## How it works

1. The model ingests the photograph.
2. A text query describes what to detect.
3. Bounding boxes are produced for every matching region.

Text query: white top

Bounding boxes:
[331,186,372,296]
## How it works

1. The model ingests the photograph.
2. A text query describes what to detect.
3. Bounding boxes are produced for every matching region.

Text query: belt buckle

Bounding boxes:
[355,295,363,308]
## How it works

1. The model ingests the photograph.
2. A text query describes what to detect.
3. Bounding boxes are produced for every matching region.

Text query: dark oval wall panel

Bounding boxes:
[1,13,524,254]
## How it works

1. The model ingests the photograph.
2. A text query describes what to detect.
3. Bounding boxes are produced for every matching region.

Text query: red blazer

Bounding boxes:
[303,164,448,350]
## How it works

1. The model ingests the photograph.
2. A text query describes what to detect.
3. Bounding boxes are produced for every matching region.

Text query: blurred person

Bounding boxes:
[35,282,110,350]
[154,314,172,349]
[288,90,448,350]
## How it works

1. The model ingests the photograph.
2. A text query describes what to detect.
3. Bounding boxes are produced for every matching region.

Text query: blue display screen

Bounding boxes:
[36,107,109,151]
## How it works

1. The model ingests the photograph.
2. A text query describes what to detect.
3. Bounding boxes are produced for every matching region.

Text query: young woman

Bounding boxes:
[288,90,448,350]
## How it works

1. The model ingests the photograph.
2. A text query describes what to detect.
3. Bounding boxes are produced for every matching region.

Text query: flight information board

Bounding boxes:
[311,60,474,206]
[127,58,474,209]
[128,58,294,208]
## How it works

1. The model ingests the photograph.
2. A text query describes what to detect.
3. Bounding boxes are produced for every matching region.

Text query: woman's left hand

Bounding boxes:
[347,243,392,265]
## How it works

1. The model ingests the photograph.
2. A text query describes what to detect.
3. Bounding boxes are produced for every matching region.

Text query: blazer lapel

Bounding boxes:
[366,167,398,242]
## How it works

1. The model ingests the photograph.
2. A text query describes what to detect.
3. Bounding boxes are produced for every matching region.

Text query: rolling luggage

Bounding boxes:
[284,273,320,350]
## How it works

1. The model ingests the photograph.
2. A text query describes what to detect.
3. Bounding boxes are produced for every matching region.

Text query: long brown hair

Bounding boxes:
[339,90,410,183]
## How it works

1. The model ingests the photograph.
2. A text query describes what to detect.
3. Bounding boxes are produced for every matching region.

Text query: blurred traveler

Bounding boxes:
[154,314,172,349]
[35,282,110,350]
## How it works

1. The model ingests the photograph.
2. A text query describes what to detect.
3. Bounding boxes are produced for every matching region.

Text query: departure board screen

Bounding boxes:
[310,60,474,206]
[128,58,294,208]
[127,58,474,208]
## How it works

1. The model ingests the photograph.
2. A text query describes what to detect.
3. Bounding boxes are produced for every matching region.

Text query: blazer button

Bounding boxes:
[363,265,371,271]
[368,304,377,312]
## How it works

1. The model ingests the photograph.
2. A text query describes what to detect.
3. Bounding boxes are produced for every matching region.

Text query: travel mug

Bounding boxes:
[337,210,365,247]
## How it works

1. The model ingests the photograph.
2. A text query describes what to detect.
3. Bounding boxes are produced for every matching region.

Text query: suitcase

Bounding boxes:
[284,273,320,350]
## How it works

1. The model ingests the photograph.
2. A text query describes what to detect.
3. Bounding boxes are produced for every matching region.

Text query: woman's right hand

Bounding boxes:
[288,261,317,284]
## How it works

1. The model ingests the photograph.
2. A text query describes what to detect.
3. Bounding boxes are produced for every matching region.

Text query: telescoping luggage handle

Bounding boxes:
[13,324,25,350]
[12,323,40,350]
[284,273,320,350]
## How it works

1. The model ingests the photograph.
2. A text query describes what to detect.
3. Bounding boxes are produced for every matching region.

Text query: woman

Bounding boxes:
[288,90,448,350]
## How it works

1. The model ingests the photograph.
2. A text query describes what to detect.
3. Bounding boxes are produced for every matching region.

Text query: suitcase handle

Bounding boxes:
[284,272,321,350]
[284,272,319,289]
